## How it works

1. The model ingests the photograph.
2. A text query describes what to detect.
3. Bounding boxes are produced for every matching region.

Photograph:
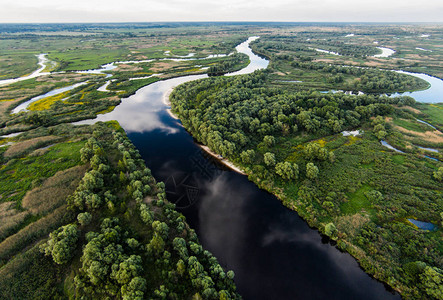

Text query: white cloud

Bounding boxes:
[0,0,442,22]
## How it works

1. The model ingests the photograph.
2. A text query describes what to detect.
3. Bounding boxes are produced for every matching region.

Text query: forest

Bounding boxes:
[170,70,443,299]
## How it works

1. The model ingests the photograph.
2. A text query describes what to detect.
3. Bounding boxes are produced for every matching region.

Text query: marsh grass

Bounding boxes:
[0,242,66,299]
[22,164,88,215]
[3,135,61,158]
[0,205,67,263]
[392,118,430,133]
[0,202,30,241]
[0,140,85,204]
[335,213,371,237]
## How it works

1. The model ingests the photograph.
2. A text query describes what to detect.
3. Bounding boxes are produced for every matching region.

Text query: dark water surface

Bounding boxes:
[77,37,400,299]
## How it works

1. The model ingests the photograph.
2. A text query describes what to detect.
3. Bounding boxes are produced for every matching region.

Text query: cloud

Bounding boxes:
[0,0,442,22]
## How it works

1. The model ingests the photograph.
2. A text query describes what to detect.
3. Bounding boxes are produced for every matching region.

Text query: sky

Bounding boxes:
[0,0,442,23]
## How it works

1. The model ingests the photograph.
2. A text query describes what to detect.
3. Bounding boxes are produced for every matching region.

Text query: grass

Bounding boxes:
[22,165,88,215]
[0,140,85,205]
[96,106,116,115]
[115,77,160,96]
[0,205,68,264]
[341,184,373,215]
[3,136,61,159]
[0,201,30,241]
[416,102,443,129]
[392,118,429,133]
[391,154,405,165]
[48,48,129,71]
[0,52,40,80]
[0,242,67,299]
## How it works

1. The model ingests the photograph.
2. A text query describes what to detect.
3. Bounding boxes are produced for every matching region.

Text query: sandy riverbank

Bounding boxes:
[163,87,180,120]
[199,145,246,175]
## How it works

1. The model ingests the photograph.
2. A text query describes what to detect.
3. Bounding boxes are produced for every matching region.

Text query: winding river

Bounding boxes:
[74,37,400,299]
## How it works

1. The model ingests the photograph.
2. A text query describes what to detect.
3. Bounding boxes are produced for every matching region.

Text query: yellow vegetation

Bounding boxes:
[316,139,327,147]
[184,68,201,72]
[97,106,116,115]
[345,136,360,146]
[28,91,71,111]
[430,104,443,109]
[405,218,419,230]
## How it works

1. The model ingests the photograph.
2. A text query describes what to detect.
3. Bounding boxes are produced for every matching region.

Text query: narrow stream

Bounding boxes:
[74,37,400,299]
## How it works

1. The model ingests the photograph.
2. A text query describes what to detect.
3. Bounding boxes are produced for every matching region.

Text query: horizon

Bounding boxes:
[1,0,442,23]
[1,21,443,24]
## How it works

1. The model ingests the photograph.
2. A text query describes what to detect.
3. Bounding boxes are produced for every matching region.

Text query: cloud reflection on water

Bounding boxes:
[197,174,250,268]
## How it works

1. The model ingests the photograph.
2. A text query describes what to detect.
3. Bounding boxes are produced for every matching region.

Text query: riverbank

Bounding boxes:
[163,87,180,120]
[199,144,246,175]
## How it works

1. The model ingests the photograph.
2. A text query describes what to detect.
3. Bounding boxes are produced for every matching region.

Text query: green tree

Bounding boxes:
[41,224,79,264]
[80,147,94,163]
[375,130,387,140]
[433,167,443,182]
[325,223,338,240]
[77,212,92,226]
[111,255,143,285]
[121,277,147,300]
[306,162,319,179]
[264,152,276,167]
[420,266,443,299]
[240,149,255,164]
[263,135,275,147]
[275,162,299,180]
[140,204,154,225]
[177,259,186,276]
[147,233,165,256]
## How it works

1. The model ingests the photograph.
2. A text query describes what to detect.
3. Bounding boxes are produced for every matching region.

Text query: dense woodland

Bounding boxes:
[254,36,380,58]
[288,60,429,93]
[0,123,240,299]
[170,71,443,299]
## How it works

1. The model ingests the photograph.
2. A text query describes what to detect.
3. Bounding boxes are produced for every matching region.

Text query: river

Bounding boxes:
[391,71,443,103]
[73,37,400,299]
